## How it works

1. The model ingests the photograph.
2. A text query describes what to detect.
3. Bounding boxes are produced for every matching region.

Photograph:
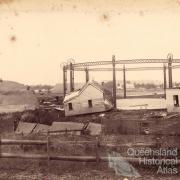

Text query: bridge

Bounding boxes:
[62,53,180,108]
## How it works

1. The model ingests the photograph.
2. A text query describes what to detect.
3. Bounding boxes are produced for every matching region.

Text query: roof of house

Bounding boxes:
[15,122,37,135]
[50,122,84,132]
[33,124,50,134]
[63,81,105,103]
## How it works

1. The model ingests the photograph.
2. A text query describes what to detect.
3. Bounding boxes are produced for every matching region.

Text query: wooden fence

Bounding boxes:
[0,133,180,173]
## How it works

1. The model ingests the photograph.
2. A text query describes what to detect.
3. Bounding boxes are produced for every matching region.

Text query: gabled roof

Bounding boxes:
[50,122,84,132]
[63,81,104,103]
[15,122,37,135]
[63,90,80,103]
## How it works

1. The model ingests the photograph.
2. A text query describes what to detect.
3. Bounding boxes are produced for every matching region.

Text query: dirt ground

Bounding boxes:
[0,110,180,179]
[0,165,179,180]
[0,155,179,180]
[0,133,180,180]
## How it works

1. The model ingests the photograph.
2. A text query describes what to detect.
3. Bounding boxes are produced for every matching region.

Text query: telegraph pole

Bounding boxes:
[123,65,126,99]
[85,68,89,83]
[70,63,74,92]
[167,53,173,88]
[112,55,116,108]
[163,64,167,99]
[63,66,67,97]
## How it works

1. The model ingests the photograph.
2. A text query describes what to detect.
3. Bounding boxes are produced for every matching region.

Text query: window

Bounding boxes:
[173,95,179,107]
[88,100,93,108]
[141,122,149,128]
[68,103,73,111]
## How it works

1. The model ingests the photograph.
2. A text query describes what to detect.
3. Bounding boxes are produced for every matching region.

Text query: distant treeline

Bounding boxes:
[28,85,53,90]
[103,81,164,90]
[133,83,163,89]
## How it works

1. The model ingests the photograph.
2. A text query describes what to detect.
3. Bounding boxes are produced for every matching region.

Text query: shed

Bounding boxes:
[49,122,84,135]
[166,88,180,112]
[15,122,37,135]
[87,122,102,136]
[63,81,113,116]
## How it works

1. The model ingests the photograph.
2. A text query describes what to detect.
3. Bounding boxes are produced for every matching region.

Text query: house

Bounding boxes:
[166,88,180,112]
[126,82,135,89]
[117,83,123,90]
[63,81,113,116]
[117,82,135,90]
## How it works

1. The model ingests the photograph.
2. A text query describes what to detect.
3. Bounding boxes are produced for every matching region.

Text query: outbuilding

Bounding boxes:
[166,88,180,112]
[63,81,113,116]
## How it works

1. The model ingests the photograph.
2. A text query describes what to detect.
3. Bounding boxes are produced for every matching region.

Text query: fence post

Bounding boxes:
[96,137,100,164]
[47,131,50,175]
[74,139,77,155]
[101,116,103,137]
[0,135,1,158]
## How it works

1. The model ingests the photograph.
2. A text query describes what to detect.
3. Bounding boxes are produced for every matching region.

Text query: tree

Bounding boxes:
[103,81,113,91]
[27,86,30,90]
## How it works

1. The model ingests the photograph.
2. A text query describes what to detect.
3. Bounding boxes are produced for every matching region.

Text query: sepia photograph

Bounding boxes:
[0,0,180,179]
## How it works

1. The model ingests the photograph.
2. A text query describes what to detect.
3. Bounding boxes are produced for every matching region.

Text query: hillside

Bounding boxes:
[0,80,26,92]
[0,81,38,113]
[51,83,84,94]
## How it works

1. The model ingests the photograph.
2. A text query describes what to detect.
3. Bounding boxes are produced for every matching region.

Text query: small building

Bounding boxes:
[117,82,135,90]
[63,81,113,116]
[126,82,135,89]
[117,83,123,90]
[50,122,84,135]
[166,88,180,112]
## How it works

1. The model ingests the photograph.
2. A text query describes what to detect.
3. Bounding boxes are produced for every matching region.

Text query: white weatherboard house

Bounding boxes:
[166,88,180,112]
[63,81,113,116]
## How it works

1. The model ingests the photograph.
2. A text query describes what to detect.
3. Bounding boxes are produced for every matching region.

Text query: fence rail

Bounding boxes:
[0,138,162,147]
[1,153,179,164]
[48,129,83,134]
[0,139,47,145]
[0,136,179,174]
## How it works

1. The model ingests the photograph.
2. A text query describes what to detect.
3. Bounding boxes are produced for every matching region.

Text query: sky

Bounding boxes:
[1,0,180,85]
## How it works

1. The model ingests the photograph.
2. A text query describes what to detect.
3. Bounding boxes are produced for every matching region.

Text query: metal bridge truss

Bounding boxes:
[73,65,180,72]
[62,54,180,108]
[65,59,180,69]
